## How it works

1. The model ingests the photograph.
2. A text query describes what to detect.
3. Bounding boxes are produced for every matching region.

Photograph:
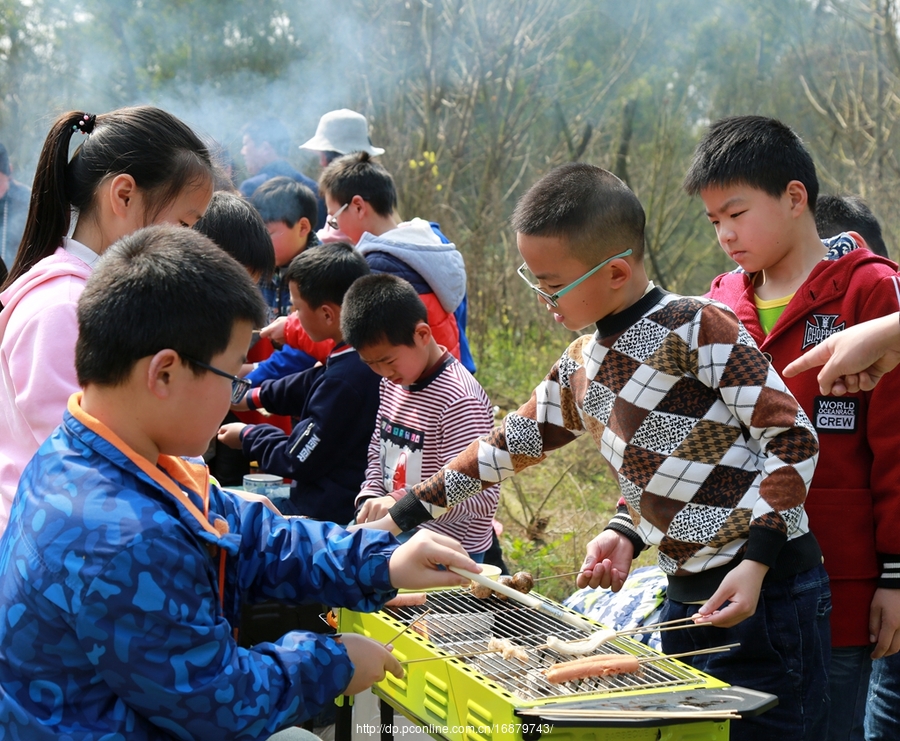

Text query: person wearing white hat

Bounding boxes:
[300,109,385,167]
[302,110,385,246]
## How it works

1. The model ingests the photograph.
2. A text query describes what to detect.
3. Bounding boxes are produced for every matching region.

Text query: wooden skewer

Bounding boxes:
[400,648,500,665]
[639,642,740,664]
[383,608,432,646]
[535,620,710,650]
[402,642,740,668]
[532,570,586,582]
[617,621,711,637]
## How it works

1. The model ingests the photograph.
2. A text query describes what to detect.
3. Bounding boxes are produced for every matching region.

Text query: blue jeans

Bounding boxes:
[865,651,900,741]
[827,645,871,741]
[661,565,832,741]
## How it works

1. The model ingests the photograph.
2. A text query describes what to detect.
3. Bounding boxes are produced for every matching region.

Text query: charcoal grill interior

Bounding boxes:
[384,587,701,702]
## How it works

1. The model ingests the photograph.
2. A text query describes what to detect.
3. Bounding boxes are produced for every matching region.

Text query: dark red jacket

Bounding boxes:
[708,241,900,646]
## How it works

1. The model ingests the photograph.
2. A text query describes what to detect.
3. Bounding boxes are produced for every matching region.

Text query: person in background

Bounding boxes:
[689,115,900,741]
[358,163,828,741]
[319,151,476,374]
[202,136,239,193]
[192,190,277,486]
[0,106,214,536]
[809,192,899,741]
[238,116,325,228]
[247,176,333,386]
[0,224,478,738]
[299,108,385,244]
[218,242,381,524]
[815,194,890,259]
[0,141,30,270]
[343,274,500,560]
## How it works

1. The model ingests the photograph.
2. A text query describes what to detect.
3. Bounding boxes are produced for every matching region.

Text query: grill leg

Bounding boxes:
[334,695,353,741]
[380,697,394,741]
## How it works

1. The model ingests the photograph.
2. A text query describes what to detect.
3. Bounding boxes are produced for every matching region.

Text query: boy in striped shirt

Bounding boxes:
[345,274,499,560]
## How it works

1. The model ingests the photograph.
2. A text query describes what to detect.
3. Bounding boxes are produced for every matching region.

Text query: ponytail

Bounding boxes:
[3,112,85,289]
[1,106,212,291]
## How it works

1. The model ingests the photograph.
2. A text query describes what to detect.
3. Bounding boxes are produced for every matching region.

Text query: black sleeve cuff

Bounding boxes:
[388,491,433,532]
[745,526,788,568]
[603,502,645,560]
[878,553,900,589]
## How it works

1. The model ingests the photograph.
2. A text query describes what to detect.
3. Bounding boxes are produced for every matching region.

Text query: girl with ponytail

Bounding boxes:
[0,106,214,532]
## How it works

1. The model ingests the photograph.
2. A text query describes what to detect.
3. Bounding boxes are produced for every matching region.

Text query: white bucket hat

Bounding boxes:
[299,109,385,156]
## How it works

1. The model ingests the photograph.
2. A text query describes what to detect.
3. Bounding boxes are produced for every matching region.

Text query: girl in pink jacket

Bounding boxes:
[0,106,214,534]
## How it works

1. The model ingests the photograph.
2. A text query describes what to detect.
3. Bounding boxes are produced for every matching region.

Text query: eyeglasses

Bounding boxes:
[516,248,633,308]
[183,357,252,404]
[326,202,349,230]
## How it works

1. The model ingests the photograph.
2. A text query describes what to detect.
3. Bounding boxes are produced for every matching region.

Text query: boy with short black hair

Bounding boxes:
[248,176,334,386]
[318,151,477,374]
[344,273,499,558]
[687,115,900,741]
[816,193,890,259]
[194,190,276,281]
[194,190,279,485]
[0,225,477,738]
[363,163,827,741]
[218,241,381,524]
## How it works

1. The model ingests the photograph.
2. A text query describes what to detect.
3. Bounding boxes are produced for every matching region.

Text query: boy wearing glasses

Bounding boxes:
[361,164,829,741]
[318,151,476,374]
[0,225,478,738]
[218,242,381,525]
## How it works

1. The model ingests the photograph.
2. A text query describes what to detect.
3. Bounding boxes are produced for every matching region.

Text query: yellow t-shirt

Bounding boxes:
[754,292,794,335]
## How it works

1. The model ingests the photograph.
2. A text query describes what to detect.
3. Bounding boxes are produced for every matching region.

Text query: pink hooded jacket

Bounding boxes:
[0,241,95,533]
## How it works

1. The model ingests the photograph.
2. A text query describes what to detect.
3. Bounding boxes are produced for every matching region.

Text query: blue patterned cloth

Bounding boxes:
[563,565,668,649]
[0,406,400,739]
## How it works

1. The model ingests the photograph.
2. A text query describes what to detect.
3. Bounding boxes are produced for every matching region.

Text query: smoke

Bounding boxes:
[0,1,373,186]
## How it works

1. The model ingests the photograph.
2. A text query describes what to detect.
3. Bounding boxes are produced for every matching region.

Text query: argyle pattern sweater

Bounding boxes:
[391,287,819,579]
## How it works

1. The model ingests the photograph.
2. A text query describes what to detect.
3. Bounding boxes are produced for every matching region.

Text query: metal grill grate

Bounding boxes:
[385,588,700,702]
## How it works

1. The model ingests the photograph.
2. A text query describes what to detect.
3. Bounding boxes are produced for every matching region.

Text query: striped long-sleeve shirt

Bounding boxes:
[358,353,499,554]
[390,288,820,582]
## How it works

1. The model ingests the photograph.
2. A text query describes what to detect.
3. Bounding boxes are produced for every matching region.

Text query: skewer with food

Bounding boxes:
[469,571,535,599]
[543,615,708,655]
[544,642,740,684]
[546,653,641,683]
[488,636,528,662]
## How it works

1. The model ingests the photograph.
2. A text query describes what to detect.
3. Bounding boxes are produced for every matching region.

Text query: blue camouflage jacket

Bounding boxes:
[0,394,399,740]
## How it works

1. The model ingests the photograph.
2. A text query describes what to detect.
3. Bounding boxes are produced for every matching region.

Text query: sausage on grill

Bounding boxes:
[545,654,640,683]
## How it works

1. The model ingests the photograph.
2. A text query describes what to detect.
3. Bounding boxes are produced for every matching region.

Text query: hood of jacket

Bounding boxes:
[356,218,467,312]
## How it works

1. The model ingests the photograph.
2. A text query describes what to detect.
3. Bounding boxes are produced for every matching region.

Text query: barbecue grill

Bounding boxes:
[335,587,776,740]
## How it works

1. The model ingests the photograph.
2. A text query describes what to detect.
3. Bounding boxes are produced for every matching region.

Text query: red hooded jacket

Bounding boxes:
[707,238,900,646]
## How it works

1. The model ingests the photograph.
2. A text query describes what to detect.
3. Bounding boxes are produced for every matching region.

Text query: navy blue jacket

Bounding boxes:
[240,344,380,524]
[239,160,327,230]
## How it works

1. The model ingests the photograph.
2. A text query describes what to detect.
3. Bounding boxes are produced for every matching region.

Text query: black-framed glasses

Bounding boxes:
[516,248,633,308]
[183,357,251,404]
[326,202,349,230]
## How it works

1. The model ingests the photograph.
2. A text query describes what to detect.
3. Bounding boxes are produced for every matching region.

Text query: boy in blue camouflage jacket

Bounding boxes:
[0,225,476,740]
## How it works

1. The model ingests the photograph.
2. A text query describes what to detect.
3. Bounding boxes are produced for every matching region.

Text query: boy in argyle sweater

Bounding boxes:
[358,164,830,741]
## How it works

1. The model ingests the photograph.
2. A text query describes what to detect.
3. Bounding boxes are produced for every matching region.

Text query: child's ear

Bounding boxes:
[607,256,633,289]
[320,302,339,325]
[146,349,181,399]
[413,321,433,346]
[786,180,809,214]
[296,217,312,239]
[349,194,369,219]
[107,174,139,219]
